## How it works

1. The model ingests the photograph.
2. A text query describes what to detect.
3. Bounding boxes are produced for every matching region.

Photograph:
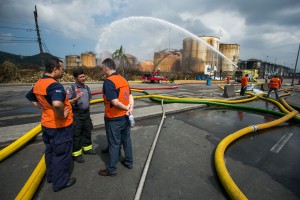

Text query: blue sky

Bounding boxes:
[0,0,299,71]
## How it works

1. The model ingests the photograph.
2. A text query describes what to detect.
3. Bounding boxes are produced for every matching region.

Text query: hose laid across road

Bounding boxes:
[214,110,298,200]
[1,83,299,199]
[0,124,42,162]
[15,155,46,200]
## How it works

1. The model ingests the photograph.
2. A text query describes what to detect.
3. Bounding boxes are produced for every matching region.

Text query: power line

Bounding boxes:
[42,39,50,54]
[0,23,97,42]
[0,26,34,31]
[0,41,36,43]
[0,20,35,27]
[0,38,37,43]
[0,35,36,39]
[40,27,98,42]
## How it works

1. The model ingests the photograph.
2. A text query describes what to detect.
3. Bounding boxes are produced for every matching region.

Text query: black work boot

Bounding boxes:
[73,155,85,163]
[83,149,97,155]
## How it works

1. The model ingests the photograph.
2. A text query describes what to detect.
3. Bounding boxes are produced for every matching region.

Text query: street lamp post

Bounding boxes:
[291,43,300,86]
[265,56,268,77]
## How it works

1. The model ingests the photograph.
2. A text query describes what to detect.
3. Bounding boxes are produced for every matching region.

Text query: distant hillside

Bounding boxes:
[0,51,56,67]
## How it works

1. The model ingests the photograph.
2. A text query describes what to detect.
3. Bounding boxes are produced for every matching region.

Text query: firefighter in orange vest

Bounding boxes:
[240,74,248,96]
[226,74,230,84]
[26,57,76,192]
[266,74,281,99]
[98,58,134,176]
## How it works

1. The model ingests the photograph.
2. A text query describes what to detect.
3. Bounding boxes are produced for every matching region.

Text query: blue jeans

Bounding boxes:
[267,88,279,99]
[105,116,133,174]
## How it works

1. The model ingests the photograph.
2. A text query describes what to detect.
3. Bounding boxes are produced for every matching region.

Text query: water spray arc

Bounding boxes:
[96,16,239,69]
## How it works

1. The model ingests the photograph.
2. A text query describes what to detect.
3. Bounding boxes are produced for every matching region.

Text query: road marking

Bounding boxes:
[270,132,293,153]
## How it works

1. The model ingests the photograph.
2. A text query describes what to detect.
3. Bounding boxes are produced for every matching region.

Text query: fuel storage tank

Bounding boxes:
[153,50,182,72]
[182,36,220,73]
[81,52,96,68]
[65,55,81,69]
[138,60,154,72]
[219,44,240,73]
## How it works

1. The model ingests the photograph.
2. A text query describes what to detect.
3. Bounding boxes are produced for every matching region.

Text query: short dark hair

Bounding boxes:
[102,58,116,70]
[245,74,248,77]
[44,57,63,73]
[73,67,85,78]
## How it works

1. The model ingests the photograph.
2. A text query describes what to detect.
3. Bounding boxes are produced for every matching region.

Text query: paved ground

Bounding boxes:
[0,80,300,200]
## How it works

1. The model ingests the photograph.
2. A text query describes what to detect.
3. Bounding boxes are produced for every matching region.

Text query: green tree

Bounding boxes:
[0,61,20,83]
[112,45,131,78]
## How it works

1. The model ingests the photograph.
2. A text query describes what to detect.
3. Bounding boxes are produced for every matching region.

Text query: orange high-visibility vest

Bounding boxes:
[226,76,230,82]
[33,78,73,128]
[104,74,130,118]
[241,76,248,86]
[268,77,281,89]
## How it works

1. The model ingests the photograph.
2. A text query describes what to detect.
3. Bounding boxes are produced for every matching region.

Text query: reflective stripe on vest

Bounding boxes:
[104,74,130,118]
[33,78,73,128]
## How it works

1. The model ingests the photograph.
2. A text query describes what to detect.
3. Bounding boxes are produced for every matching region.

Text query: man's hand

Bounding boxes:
[52,100,66,119]
[126,95,134,115]
[77,92,84,99]
[64,108,71,119]
[126,103,133,115]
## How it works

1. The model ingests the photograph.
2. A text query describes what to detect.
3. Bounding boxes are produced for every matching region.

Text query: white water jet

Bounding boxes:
[96,16,238,69]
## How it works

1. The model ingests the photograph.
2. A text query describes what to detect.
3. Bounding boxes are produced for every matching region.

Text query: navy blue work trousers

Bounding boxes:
[42,124,73,192]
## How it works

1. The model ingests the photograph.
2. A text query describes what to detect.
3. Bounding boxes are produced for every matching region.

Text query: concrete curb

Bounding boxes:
[0,103,207,147]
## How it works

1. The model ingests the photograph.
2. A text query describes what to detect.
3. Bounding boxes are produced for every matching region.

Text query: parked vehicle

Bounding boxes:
[234,69,258,82]
[141,73,168,83]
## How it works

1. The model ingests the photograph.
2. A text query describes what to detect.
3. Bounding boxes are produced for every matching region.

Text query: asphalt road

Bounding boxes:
[0,82,300,200]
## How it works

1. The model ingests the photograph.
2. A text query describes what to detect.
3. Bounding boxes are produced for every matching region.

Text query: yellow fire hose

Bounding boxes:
[214,110,298,200]
[0,124,42,162]
[15,155,46,200]
[0,84,298,199]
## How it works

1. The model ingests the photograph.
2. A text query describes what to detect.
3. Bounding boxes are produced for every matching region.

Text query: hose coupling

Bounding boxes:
[251,125,258,132]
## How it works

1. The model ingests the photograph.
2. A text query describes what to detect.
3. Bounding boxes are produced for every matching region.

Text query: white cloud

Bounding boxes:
[0,0,299,70]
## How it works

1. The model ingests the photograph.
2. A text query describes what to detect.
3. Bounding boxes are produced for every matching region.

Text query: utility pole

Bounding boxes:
[33,5,44,66]
[291,43,300,86]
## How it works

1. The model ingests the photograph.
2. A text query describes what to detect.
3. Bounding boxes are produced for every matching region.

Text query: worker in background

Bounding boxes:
[265,75,268,83]
[226,74,230,84]
[152,68,160,76]
[25,57,76,192]
[266,74,281,99]
[240,74,248,96]
[68,67,96,164]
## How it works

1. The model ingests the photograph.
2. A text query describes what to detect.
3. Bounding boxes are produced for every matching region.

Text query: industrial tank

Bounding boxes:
[153,50,182,72]
[138,60,154,72]
[219,44,240,73]
[182,36,220,73]
[81,52,96,68]
[65,55,81,69]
